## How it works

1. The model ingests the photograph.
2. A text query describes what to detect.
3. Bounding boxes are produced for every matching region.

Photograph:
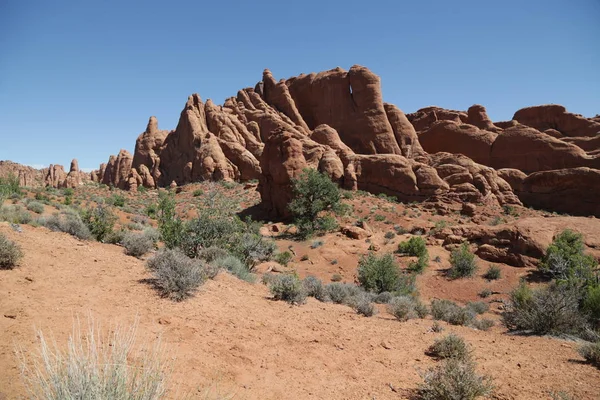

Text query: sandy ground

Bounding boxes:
[1,222,599,399]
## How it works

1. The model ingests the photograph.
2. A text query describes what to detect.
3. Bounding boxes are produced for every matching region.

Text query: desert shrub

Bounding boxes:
[418,357,494,400]
[0,174,20,200]
[269,274,306,304]
[352,293,377,317]
[197,246,229,263]
[18,318,168,400]
[502,282,588,335]
[303,276,328,302]
[0,204,32,224]
[108,194,126,207]
[373,291,393,304]
[38,210,92,240]
[583,284,600,328]
[81,204,116,242]
[448,243,477,279]
[384,231,396,240]
[398,236,428,257]
[213,255,255,282]
[156,192,184,249]
[325,282,360,304]
[274,251,293,266]
[331,273,342,282]
[432,321,444,333]
[26,201,44,214]
[146,249,206,301]
[427,334,469,360]
[0,233,23,269]
[578,341,600,367]
[357,252,401,294]
[192,189,203,197]
[466,301,489,315]
[470,318,494,331]
[540,230,598,283]
[478,289,492,298]
[483,265,501,280]
[431,299,476,326]
[145,204,157,218]
[232,232,276,268]
[408,254,429,274]
[123,230,156,258]
[310,239,324,249]
[288,168,341,238]
[387,296,426,321]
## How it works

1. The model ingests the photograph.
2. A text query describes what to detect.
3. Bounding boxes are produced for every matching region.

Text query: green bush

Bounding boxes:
[427,334,469,360]
[502,282,588,336]
[274,251,293,266]
[357,252,401,294]
[196,246,229,263]
[448,243,477,279]
[156,192,184,249]
[0,174,20,200]
[483,265,501,280]
[81,204,116,242]
[398,236,428,257]
[146,249,206,301]
[192,189,203,197]
[583,284,600,328]
[122,230,156,258]
[26,201,45,214]
[578,341,600,368]
[418,357,494,400]
[0,233,23,269]
[288,168,341,238]
[269,274,306,304]
[384,231,396,240]
[303,276,328,302]
[470,318,494,331]
[213,255,255,282]
[539,229,598,285]
[431,299,476,326]
[108,194,126,207]
[231,232,276,268]
[373,291,393,304]
[325,282,361,304]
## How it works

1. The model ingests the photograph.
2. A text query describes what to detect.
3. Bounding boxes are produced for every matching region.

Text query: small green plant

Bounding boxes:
[398,236,427,258]
[0,174,21,200]
[0,233,23,269]
[470,319,494,331]
[357,252,401,294]
[269,274,306,304]
[539,229,598,285]
[431,321,444,333]
[61,188,74,196]
[137,185,148,193]
[310,240,324,249]
[489,216,505,226]
[331,273,342,282]
[448,243,477,279]
[156,192,183,249]
[325,282,361,304]
[300,254,309,261]
[374,214,386,222]
[109,194,126,207]
[275,251,293,266]
[433,255,441,263]
[384,231,396,240]
[483,265,501,280]
[38,210,92,240]
[478,288,492,298]
[427,334,469,360]
[213,255,255,283]
[193,189,204,197]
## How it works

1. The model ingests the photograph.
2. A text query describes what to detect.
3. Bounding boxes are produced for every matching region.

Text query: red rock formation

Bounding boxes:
[513,105,600,137]
[45,165,67,188]
[467,105,502,133]
[0,161,45,187]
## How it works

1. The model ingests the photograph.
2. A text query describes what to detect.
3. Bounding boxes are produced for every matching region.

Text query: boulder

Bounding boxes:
[513,104,600,137]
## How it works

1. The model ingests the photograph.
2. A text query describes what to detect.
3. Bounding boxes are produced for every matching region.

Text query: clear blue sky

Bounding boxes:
[1,0,599,170]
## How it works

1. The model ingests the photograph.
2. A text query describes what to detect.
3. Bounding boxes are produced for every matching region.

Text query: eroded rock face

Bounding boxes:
[0,161,45,188]
[513,105,600,137]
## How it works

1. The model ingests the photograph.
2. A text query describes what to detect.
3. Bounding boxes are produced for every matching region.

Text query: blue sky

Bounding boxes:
[1,0,598,170]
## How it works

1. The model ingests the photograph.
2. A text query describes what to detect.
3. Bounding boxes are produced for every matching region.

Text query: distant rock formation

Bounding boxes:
[3,65,597,218]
